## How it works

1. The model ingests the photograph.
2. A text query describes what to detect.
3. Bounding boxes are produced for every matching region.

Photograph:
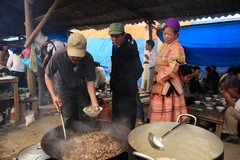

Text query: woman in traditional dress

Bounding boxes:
[148,18,187,122]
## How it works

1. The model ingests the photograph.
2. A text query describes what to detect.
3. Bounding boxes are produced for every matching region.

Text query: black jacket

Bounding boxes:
[110,37,143,96]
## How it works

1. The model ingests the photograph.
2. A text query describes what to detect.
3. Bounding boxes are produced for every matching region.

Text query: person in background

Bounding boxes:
[94,61,106,92]
[147,18,187,122]
[179,65,194,106]
[109,23,143,129]
[6,48,27,87]
[210,65,220,89]
[189,65,205,100]
[0,42,10,74]
[125,33,145,126]
[222,65,240,107]
[45,33,98,127]
[38,39,66,106]
[144,39,157,92]
[203,66,218,94]
[219,66,236,90]
[221,65,240,144]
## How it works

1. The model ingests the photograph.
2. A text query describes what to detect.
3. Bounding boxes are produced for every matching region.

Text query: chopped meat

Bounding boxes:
[61,131,122,160]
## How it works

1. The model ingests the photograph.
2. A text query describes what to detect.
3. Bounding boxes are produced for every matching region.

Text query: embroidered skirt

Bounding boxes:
[148,92,187,122]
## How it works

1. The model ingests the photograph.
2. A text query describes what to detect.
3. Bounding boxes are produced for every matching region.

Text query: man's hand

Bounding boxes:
[144,54,149,60]
[154,21,165,29]
[53,95,62,112]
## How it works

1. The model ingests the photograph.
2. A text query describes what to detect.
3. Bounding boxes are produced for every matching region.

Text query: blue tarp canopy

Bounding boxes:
[48,21,240,77]
[158,21,240,67]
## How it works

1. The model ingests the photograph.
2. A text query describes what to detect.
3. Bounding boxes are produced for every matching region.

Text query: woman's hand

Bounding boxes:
[157,78,164,86]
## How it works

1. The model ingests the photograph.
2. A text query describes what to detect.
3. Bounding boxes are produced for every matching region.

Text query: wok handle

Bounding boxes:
[133,151,155,160]
[177,114,197,125]
[161,117,191,140]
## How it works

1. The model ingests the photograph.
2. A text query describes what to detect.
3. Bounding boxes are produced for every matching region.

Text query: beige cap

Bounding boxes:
[67,33,87,57]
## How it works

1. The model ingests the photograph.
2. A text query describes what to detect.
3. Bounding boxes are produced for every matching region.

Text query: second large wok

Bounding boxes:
[41,121,129,160]
[128,122,224,160]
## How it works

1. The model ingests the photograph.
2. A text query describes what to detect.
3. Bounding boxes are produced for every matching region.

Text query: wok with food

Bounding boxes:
[41,121,129,160]
[128,122,224,160]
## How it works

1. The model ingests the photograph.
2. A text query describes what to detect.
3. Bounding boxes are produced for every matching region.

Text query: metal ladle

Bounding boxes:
[59,107,67,140]
[148,117,191,151]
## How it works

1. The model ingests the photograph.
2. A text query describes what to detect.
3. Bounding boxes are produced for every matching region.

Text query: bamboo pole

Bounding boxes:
[24,0,60,48]
[24,0,36,96]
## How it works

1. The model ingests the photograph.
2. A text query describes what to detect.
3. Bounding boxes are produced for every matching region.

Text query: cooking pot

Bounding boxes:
[13,143,51,160]
[41,121,129,160]
[128,122,224,160]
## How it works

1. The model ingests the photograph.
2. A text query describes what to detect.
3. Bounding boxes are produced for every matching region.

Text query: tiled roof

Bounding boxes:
[0,0,239,41]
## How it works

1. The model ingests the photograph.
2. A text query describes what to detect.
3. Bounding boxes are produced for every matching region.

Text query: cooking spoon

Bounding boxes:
[148,117,191,151]
[59,107,67,140]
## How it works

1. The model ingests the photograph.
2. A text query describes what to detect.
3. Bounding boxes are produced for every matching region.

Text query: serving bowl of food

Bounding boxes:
[216,106,225,112]
[83,106,102,118]
[205,97,212,101]
[204,101,216,108]
[194,100,201,105]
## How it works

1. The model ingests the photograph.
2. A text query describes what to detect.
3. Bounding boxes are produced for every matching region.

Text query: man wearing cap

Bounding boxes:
[109,23,143,129]
[45,33,98,127]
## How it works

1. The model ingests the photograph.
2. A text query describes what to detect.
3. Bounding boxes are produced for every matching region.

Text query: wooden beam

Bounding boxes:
[148,21,153,40]
[33,0,89,23]
[24,0,60,48]
[24,0,36,96]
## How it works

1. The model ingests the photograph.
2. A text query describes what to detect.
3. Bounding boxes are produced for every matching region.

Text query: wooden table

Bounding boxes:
[101,90,150,105]
[19,97,38,123]
[187,103,224,137]
[0,76,19,123]
[97,90,150,122]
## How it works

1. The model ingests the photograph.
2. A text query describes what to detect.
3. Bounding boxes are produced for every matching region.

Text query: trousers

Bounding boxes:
[222,107,240,135]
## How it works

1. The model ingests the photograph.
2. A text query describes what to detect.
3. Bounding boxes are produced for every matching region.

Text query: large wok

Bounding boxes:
[128,122,224,160]
[41,121,129,160]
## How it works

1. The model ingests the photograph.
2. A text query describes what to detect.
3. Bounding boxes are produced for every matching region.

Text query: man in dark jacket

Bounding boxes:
[109,23,143,129]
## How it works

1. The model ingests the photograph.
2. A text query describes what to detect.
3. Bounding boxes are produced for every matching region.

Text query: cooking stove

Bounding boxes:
[14,143,55,160]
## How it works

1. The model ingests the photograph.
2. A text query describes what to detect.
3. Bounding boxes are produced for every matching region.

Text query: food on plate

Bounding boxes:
[204,102,216,107]
[84,106,100,112]
[61,131,122,160]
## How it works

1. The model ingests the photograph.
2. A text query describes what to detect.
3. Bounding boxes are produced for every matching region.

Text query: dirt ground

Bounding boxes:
[0,104,61,160]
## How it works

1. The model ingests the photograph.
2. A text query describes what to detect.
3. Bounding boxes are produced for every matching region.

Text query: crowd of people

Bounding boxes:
[0,17,239,144]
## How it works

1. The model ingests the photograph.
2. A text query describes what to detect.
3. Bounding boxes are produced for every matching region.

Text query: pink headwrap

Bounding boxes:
[165,18,180,32]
